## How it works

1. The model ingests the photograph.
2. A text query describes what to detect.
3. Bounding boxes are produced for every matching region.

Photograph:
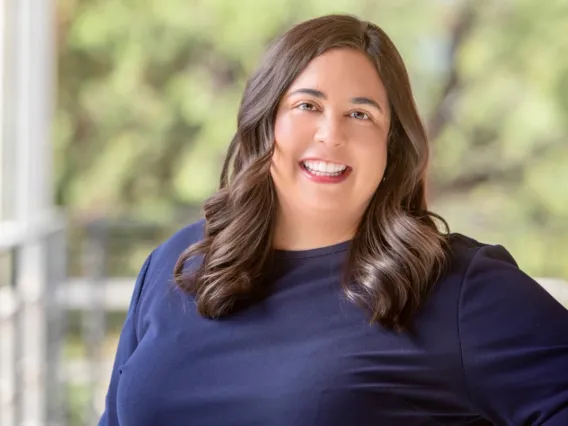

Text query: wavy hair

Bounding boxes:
[174,14,450,331]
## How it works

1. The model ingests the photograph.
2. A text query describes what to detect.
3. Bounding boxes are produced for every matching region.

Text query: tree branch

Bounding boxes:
[432,139,563,200]
[426,2,479,141]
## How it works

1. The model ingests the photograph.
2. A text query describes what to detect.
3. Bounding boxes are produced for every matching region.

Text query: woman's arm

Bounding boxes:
[459,245,568,425]
[98,252,153,426]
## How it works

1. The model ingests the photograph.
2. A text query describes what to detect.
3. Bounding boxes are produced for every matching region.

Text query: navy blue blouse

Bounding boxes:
[99,219,568,426]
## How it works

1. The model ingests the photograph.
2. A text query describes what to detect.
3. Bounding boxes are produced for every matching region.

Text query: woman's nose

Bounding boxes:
[314,114,347,147]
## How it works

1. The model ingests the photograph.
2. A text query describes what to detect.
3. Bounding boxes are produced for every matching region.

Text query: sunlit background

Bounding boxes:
[1,0,567,425]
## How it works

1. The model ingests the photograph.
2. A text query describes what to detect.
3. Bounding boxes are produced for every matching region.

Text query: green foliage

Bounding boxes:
[56,0,568,278]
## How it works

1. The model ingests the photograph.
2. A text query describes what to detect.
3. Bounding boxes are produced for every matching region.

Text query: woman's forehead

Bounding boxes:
[285,49,388,103]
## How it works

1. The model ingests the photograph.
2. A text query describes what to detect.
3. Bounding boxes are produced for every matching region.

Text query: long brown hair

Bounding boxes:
[174,14,450,331]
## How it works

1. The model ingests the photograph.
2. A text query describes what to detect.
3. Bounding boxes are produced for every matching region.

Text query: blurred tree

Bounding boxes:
[427,0,568,277]
[55,0,568,278]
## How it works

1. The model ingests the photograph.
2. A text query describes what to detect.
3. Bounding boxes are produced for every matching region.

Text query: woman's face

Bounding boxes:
[271,48,391,219]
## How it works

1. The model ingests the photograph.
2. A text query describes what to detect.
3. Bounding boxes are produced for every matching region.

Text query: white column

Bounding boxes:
[11,0,56,424]
[0,2,17,425]
[14,0,55,222]
[0,0,7,219]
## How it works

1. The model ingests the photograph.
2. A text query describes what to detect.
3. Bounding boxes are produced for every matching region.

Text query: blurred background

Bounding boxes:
[1,0,567,425]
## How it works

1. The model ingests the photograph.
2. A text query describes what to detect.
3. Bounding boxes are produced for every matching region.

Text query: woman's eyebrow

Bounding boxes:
[351,96,383,113]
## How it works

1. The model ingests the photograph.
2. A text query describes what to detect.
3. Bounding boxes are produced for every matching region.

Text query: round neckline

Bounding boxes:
[272,239,351,259]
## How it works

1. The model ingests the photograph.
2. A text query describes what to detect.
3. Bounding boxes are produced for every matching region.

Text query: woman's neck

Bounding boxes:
[272,207,359,251]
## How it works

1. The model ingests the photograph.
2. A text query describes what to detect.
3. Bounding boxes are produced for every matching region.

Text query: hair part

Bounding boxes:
[174,14,450,332]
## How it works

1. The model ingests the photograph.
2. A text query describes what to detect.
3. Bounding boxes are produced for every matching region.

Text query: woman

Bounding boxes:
[99,14,568,426]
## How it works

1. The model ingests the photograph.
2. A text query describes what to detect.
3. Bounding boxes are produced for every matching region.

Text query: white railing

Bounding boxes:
[0,214,67,426]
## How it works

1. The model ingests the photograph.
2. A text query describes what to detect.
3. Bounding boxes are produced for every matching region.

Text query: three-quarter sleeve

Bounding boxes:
[98,252,153,426]
[459,245,568,425]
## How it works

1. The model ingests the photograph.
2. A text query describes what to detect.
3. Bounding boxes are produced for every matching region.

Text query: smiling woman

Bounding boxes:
[98,14,568,426]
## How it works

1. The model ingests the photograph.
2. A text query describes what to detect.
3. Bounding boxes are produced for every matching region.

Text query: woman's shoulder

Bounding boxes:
[444,232,521,277]
[441,232,566,317]
[432,232,545,308]
[131,218,206,318]
[135,218,206,294]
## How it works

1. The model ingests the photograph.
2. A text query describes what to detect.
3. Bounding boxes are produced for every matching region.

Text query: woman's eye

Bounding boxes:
[351,111,369,120]
[298,102,316,111]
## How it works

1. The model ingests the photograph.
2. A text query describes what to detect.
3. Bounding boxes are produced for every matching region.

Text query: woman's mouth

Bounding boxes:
[300,160,351,183]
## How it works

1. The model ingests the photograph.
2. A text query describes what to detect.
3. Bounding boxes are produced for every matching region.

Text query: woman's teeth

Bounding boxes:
[302,160,347,176]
